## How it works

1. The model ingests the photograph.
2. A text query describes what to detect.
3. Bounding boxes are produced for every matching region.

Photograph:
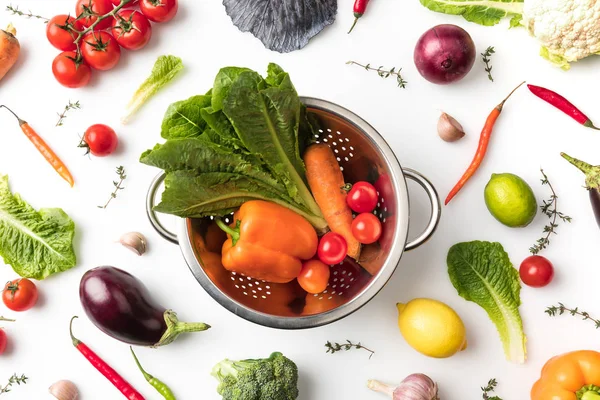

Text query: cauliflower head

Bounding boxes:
[523,0,600,69]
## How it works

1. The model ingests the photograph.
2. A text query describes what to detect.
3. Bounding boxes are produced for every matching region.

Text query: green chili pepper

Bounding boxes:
[130,347,176,400]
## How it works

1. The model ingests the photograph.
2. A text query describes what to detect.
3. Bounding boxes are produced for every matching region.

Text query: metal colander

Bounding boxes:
[147,97,441,329]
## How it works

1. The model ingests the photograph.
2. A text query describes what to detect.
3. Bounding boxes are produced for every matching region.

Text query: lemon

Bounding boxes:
[484,173,537,228]
[396,298,467,358]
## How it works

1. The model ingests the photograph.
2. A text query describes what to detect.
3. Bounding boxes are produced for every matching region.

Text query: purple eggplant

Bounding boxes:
[561,152,600,228]
[79,266,210,347]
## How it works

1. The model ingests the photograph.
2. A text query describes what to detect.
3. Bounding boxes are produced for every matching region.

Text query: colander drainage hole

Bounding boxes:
[336,131,342,135]
[349,146,354,150]
[323,138,328,143]
[257,287,262,291]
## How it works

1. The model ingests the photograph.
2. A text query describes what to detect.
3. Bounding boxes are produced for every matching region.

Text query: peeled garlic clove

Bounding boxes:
[119,232,147,256]
[437,112,465,142]
[49,380,79,400]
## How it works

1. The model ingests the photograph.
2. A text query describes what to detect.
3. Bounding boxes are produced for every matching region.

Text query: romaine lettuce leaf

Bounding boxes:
[447,241,526,363]
[0,175,76,280]
[161,95,211,139]
[419,0,524,26]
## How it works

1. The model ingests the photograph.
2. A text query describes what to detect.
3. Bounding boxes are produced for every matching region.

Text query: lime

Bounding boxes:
[396,298,467,358]
[484,173,537,228]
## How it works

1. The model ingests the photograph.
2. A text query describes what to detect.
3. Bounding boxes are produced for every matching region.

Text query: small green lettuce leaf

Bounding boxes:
[122,55,184,124]
[161,95,211,139]
[509,14,523,28]
[540,47,571,71]
[447,241,526,363]
[419,0,524,26]
[0,175,76,280]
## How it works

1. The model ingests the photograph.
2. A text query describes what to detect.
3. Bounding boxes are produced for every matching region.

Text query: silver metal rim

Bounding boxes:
[402,168,441,251]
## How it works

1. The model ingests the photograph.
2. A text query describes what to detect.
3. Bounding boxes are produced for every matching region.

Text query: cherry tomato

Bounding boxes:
[46,15,82,51]
[81,32,121,70]
[111,0,139,6]
[111,10,152,50]
[317,232,347,265]
[140,0,178,23]
[52,51,92,88]
[81,124,119,156]
[76,0,114,29]
[351,213,382,244]
[0,329,6,355]
[297,260,330,294]
[519,255,554,288]
[347,181,378,213]
[2,279,38,312]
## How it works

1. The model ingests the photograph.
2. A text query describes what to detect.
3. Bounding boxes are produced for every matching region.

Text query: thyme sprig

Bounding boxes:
[0,374,28,395]
[546,303,600,329]
[346,61,407,88]
[481,46,495,82]
[325,340,375,359]
[0,317,15,322]
[530,169,572,254]
[56,101,81,127]
[98,166,126,209]
[481,379,502,400]
[5,5,48,22]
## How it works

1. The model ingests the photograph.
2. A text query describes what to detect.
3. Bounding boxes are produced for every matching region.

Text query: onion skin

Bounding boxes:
[414,24,476,85]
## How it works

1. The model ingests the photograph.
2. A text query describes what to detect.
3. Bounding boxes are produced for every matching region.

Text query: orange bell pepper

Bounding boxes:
[216,200,318,283]
[531,350,600,400]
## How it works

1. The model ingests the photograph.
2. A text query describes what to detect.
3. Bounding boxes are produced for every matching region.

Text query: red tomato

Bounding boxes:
[81,124,119,156]
[111,0,139,6]
[0,329,6,355]
[347,181,379,213]
[519,255,554,288]
[2,279,38,312]
[111,10,152,50]
[52,52,92,88]
[139,0,178,23]
[76,0,114,29]
[46,15,82,51]
[317,232,347,265]
[81,32,121,70]
[297,260,330,294]
[351,213,382,244]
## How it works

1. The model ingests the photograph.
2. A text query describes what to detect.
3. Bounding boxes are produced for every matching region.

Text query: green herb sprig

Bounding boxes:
[98,166,126,209]
[346,61,407,89]
[0,317,14,322]
[546,303,600,329]
[481,46,495,82]
[5,5,48,22]
[56,101,81,127]
[530,169,572,254]
[481,378,502,400]
[0,374,28,395]
[325,340,374,359]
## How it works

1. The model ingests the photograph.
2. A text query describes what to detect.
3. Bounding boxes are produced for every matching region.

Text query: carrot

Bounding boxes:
[304,143,360,259]
[0,24,20,82]
[0,106,74,187]
[445,81,525,205]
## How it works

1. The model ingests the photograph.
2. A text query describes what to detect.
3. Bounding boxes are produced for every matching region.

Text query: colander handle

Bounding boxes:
[146,172,179,245]
[403,168,441,251]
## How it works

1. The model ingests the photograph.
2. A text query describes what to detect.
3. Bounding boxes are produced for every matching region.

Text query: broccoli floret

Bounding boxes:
[211,352,299,400]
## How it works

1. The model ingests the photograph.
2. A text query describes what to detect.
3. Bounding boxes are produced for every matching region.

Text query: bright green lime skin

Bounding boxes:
[484,173,537,228]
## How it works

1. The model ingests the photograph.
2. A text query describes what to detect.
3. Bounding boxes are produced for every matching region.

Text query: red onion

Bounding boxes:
[414,24,476,85]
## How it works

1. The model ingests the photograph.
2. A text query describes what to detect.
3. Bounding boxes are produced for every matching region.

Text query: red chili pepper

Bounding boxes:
[69,316,145,400]
[528,84,599,130]
[445,81,525,205]
[348,0,370,34]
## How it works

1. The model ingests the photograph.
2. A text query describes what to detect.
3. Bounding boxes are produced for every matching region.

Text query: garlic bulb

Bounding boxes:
[437,112,465,142]
[119,232,147,256]
[49,380,79,400]
[367,373,439,400]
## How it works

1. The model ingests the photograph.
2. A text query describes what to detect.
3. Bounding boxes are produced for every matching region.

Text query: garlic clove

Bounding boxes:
[437,112,465,142]
[49,380,79,400]
[119,232,147,256]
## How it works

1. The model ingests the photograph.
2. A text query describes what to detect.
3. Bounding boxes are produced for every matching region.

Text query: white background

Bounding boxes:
[1,0,600,399]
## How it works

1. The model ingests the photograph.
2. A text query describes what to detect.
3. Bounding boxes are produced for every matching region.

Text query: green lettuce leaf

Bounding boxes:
[211,67,251,112]
[122,55,184,124]
[0,175,76,280]
[161,95,211,139]
[447,241,526,363]
[418,0,524,26]
[540,47,571,71]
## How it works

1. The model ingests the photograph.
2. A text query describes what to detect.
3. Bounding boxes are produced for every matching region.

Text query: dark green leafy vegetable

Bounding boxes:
[0,175,76,280]
[140,64,327,231]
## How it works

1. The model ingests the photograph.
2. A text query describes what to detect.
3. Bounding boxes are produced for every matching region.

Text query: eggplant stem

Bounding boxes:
[154,310,210,347]
[367,379,395,397]
[561,152,594,174]
[561,152,600,190]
